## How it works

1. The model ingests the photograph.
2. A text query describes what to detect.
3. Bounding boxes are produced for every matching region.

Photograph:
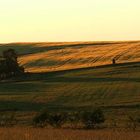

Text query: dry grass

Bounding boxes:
[1,41,140,72]
[0,60,140,124]
[19,41,140,72]
[0,41,140,130]
[0,127,139,140]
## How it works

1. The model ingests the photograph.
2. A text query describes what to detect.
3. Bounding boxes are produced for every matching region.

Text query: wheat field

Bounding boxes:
[0,41,140,126]
[0,41,140,139]
[0,127,139,140]
[1,41,140,72]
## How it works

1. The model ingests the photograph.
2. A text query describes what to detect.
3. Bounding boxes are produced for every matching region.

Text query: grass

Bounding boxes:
[0,41,140,136]
[0,41,140,72]
[0,127,139,140]
[0,61,140,126]
[1,64,140,108]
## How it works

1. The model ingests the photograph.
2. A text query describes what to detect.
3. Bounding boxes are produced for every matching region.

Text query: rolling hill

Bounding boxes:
[0,41,140,72]
[1,61,140,110]
[0,41,140,125]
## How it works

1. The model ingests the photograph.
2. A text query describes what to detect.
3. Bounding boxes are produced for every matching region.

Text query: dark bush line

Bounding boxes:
[33,108,105,129]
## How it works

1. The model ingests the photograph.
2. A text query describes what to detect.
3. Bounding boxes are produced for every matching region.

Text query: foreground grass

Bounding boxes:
[0,127,139,140]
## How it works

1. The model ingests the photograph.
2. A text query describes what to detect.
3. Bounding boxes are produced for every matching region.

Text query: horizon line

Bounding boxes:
[0,40,140,44]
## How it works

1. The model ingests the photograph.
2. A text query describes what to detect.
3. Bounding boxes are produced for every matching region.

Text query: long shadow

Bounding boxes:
[1,42,121,56]
[1,100,139,112]
[4,100,138,112]
[0,101,46,112]
[28,60,140,76]
[22,61,140,81]
[2,61,140,83]
[44,77,140,83]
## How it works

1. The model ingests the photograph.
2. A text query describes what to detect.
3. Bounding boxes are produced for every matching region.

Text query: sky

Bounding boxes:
[0,0,140,43]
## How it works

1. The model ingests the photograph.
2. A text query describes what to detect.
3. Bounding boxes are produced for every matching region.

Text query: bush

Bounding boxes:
[81,109,105,129]
[33,111,50,127]
[33,109,105,129]
[33,111,67,128]
[47,112,67,128]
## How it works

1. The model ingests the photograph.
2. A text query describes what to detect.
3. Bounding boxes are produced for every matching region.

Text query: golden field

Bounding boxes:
[0,127,139,140]
[1,41,140,72]
[0,41,140,125]
[0,41,140,140]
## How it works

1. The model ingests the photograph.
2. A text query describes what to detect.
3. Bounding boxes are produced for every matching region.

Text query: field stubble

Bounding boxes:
[0,127,140,140]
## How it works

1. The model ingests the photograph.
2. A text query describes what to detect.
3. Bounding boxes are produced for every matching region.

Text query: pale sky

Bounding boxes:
[0,0,140,43]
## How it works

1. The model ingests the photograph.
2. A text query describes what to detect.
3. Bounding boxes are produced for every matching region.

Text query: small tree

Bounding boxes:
[81,109,105,129]
[1,49,25,77]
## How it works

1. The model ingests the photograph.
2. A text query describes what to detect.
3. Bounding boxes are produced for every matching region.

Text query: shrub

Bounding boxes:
[33,111,67,128]
[33,111,50,127]
[47,112,67,128]
[33,109,105,129]
[81,109,105,129]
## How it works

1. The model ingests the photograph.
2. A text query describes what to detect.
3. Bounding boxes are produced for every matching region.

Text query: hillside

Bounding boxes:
[0,41,140,72]
[0,61,140,124]
[0,41,140,125]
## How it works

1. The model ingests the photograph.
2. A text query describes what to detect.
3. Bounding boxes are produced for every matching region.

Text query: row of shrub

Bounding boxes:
[33,108,105,129]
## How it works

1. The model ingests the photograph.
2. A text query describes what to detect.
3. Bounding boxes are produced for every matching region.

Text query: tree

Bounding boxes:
[0,49,25,79]
[3,49,17,63]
